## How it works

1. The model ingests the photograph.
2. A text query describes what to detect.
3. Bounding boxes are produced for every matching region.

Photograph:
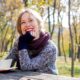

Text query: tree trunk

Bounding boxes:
[77,36,80,61]
[58,27,61,56]
[73,17,77,60]
[68,0,74,77]
[51,0,56,37]
[47,7,51,33]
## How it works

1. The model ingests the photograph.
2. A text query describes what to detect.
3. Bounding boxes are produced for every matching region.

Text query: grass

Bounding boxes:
[57,56,80,78]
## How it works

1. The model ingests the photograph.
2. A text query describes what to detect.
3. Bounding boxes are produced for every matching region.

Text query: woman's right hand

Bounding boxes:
[18,32,35,50]
[20,32,35,43]
[22,26,39,40]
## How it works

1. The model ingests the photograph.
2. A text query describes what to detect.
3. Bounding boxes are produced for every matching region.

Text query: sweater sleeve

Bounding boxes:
[18,43,57,71]
[5,39,18,66]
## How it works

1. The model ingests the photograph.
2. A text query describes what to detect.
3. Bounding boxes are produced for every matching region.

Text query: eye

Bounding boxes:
[29,19,33,22]
[21,22,25,24]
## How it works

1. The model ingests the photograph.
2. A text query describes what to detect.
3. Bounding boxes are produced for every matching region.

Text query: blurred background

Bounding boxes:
[0,0,80,77]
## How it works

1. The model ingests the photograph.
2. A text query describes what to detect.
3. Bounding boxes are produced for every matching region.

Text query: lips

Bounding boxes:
[26,27,35,32]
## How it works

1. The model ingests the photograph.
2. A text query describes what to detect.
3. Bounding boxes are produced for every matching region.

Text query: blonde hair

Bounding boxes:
[17,8,44,35]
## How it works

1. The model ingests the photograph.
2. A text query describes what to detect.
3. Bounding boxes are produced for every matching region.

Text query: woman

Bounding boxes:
[6,8,58,74]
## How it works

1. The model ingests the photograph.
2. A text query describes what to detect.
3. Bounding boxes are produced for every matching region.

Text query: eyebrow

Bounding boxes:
[21,20,25,22]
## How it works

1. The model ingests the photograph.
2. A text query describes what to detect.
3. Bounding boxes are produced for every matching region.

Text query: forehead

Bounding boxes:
[21,12,34,20]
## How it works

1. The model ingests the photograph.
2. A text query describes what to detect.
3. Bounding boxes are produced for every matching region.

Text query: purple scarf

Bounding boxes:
[28,32,50,57]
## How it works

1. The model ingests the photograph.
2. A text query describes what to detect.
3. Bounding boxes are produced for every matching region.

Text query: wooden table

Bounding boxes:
[0,70,79,80]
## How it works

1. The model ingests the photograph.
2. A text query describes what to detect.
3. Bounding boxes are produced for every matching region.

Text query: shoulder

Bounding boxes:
[46,40,57,51]
[13,37,19,47]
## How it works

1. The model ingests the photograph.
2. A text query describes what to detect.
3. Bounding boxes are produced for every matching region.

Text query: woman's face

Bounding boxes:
[21,12,40,37]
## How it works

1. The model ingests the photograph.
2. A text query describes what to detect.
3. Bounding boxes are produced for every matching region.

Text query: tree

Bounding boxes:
[0,0,23,56]
[68,0,74,77]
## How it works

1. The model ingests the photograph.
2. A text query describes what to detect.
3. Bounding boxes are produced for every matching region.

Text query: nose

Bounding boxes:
[25,22,31,27]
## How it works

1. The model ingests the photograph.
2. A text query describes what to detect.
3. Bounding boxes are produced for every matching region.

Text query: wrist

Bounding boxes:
[18,42,29,50]
[18,47,27,51]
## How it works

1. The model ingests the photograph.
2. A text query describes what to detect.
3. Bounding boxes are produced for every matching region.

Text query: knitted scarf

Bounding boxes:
[28,32,50,58]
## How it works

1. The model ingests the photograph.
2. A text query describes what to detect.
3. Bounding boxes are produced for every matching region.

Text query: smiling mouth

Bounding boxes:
[25,27,35,32]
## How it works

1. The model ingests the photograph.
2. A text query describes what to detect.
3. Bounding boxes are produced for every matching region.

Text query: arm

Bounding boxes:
[18,44,57,71]
[5,39,18,66]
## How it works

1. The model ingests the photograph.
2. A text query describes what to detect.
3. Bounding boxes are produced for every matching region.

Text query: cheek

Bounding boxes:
[21,26,26,35]
[33,22,39,30]
[21,26,25,31]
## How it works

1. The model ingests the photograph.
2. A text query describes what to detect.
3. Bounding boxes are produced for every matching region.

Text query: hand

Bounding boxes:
[18,32,35,50]
[18,37,28,50]
[20,32,35,42]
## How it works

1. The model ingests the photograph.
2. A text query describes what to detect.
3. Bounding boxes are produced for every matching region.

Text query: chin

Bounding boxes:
[22,32,26,35]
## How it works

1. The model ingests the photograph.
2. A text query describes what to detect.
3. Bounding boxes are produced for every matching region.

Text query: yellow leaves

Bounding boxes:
[4,27,12,40]
[32,0,45,6]
[32,0,38,5]
[5,0,23,10]
[37,0,60,9]
[6,34,11,40]
[5,0,11,7]
[32,0,53,6]
[48,0,54,6]
[38,0,46,6]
